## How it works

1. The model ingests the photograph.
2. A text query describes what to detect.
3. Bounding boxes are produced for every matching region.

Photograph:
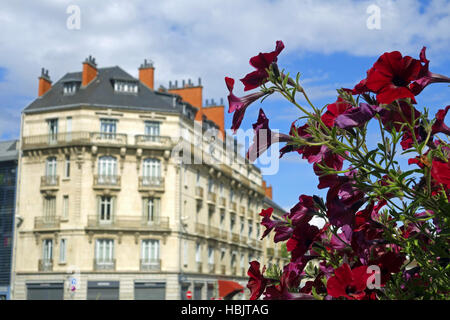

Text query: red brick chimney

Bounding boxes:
[82,55,97,87]
[262,180,273,200]
[38,68,52,97]
[139,59,155,90]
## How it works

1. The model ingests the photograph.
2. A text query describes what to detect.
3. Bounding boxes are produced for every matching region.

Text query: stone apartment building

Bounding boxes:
[11,56,287,300]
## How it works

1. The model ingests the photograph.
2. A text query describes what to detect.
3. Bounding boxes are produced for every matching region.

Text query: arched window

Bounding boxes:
[98,156,117,183]
[142,158,161,185]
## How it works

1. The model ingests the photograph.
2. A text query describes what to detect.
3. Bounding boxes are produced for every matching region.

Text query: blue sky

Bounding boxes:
[0,0,449,211]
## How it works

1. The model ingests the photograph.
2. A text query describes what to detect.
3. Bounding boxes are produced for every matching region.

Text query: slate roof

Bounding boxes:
[0,140,19,162]
[24,66,192,115]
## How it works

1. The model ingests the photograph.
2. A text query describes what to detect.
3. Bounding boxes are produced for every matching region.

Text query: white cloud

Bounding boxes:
[0,0,449,137]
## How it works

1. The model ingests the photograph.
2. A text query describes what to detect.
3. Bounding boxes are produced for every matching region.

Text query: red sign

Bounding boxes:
[186,290,192,299]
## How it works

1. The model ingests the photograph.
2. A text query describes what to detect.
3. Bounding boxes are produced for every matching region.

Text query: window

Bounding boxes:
[220,210,225,228]
[142,158,161,185]
[230,189,234,202]
[240,217,245,234]
[219,183,223,196]
[46,157,57,177]
[43,197,56,219]
[59,239,66,264]
[195,243,201,263]
[43,239,53,262]
[230,214,235,233]
[208,177,214,193]
[196,170,200,185]
[145,121,160,141]
[95,239,114,263]
[220,249,226,262]
[183,241,188,267]
[66,117,72,141]
[100,119,117,139]
[240,254,245,269]
[47,119,58,144]
[114,80,138,93]
[231,252,236,267]
[62,195,69,220]
[98,196,114,223]
[141,239,159,263]
[256,224,260,240]
[64,155,70,178]
[63,82,80,95]
[248,220,253,238]
[143,198,160,223]
[98,156,117,183]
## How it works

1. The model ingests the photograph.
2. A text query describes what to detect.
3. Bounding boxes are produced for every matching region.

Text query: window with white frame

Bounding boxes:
[145,121,160,141]
[100,119,117,139]
[59,238,67,264]
[42,239,53,262]
[95,239,114,263]
[219,183,223,196]
[240,254,245,269]
[98,156,117,183]
[46,157,57,177]
[47,119,58,143]
[143,197,160,223]
[220,210,225,228]
[43,197,56,219]
[62,195,69,220]
[230,214,235,233]
[195,243,201,263]
[98,196,114,223]
[248,220,253,238]
[63,81,80,95]
[142,158,161,185]
[141,239,159,263]
[240,217,245,234]
[114,80,138,93]
[208,246,214,265]
[208,177,214,193]
[196,170,200,185]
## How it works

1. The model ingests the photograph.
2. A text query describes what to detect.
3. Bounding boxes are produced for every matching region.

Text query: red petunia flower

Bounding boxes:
[327,263,370,300]
[240,40,285,91]
[225,77,266,133]
[321,97,353,127]
[431,105,450,136]
[431,158,450,190]
[247,261,269,300]
[379,100,421,132]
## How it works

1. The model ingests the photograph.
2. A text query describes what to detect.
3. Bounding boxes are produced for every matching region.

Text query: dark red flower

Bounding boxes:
[225,77,266,133]
[321,97,353,127]
[240,41,285,91]
[400,125,426,150]
[288,195,316,226]
[247,261,268,300]
[327,263,369,300]
[287,223,320,262]
[431,105,450,136]
[247,108,291,162]
[369,251,406,285]
[363,50,423,104]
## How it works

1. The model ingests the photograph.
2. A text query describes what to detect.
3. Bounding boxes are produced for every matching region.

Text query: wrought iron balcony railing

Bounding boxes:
[40,175,59,190]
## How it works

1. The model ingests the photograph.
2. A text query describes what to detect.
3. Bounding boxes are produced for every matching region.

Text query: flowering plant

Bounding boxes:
[226,41,450,300]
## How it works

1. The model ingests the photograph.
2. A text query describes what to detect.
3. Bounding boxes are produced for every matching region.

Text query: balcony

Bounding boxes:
[86,216,170,231]
[231,233,240,243]
[208,225,220,238]
[94,259,116,271]
[219,230,228,241]
[195,186,204,201]
[208,263,216,273]
[197,262,203,273]
[22,132,91,150]
[267,248,275,257]
[249,210,255,219]
[34,216,61,230]
[40,175,59,191]
[140,259,161,271]
[90,132,127,146]
[135,135,172,149]
[38,259,53,272]
[240,236,247,245]
[230,202,237,213]
[138,176,165,192]
[231,266,237,276]
[93,175,121,190]
[240,206,246,216]
[219,197,226,208]
[195,222,206,235]
[207,192,216,206]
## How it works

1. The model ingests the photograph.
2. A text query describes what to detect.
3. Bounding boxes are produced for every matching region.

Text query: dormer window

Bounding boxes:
[114,80,138,94]
[63,81,80,95]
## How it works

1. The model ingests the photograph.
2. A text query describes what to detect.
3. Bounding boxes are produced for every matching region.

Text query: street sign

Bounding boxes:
[186,290,192,299]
